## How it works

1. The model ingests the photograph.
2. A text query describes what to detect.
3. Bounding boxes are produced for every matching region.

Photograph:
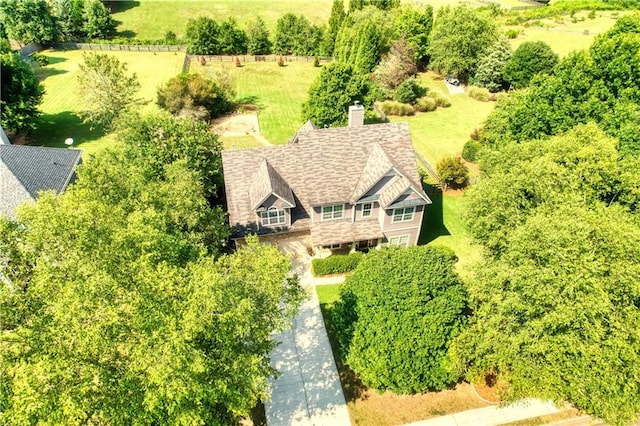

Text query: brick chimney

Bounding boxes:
[348,102,365,127]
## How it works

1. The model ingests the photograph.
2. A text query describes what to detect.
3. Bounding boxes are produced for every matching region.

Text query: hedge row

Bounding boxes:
[312,252,364,276]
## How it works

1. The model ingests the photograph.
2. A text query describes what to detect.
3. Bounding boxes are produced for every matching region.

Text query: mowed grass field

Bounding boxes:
[506,11,630,56]
[190,60,323,144]
[33,49,184,154]
[110,0,333,40]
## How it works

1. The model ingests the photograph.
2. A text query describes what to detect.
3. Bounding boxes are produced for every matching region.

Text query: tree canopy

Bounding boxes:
[246,16,271,55]
[332,246,468,393]
[428,5,499,80]
[480,15,640,156]
[301,62,373,127]
[472,38,512,92]
[185,16,220,55]
[0,114,304,424]
[273,13,322,56]
[0,0,58,45]
[77,52,143,130]
[0,51,45,134]
[459,101,640,425]
[502,41,557,89]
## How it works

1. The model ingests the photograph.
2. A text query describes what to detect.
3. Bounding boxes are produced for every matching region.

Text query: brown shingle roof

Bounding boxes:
[222,122,427,236]
[248,159,295,210]
[350,142,393,203]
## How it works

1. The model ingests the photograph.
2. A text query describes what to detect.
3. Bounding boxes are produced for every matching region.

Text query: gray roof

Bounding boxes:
[0,145,82,217]
[222,122,428,237]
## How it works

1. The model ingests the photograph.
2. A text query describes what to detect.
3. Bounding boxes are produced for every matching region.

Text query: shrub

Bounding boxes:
[436,156,469,187]
[312,252,364,276]
[234,56,241,67]
[157,73,234,121]
[429,91,451,108]
[462,140,482,162]
[32,53,49,67]
[415,97,437,112]
[468,86,491,102]
[505,28,520,39]
[313,55,320,67]
[164,30,177,44]
[277,56,285,67]
[331,246,468,393]
[393,78,427,104]
[380,100,415,116]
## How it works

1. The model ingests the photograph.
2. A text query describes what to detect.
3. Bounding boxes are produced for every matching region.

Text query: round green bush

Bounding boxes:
[415,96,437,112]
[462,140,482,162]
[437,156,469,187]
[429,91,451,108]
[380,100,415,116]
[468,86,490,102]
[331,246,467,393]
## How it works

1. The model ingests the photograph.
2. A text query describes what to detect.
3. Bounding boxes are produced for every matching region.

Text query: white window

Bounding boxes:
[392,207,415,223]
[322,204,344,221]
[260,207,286,226]
[388,235,409,247]
[362,203,372,218]
[322,243,341,249]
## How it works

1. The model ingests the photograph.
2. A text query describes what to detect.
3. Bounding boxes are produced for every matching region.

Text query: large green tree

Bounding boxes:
[77,52,143,130]
[246,16,271,55]
[472,37,512,92]
[0,118,303,423]
[185,16,220,55]
[502,41,557,89]
[480,15,640,155]
[273,13,321,56]
[0,52,45,134]
[320,0,346,56]
[428,5,499,80]
[0,0,58,45]
[455,201,640,425]
[53,0,85,41]
[120,113,225,201]
[82,0,116,39]
[332,246,467,393]
[218,18,247,54]
[301,62,373,127]
[394,5,434,64]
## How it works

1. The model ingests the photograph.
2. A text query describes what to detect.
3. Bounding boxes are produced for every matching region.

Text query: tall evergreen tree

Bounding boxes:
[246,16,271,55]
[320,0,346,56]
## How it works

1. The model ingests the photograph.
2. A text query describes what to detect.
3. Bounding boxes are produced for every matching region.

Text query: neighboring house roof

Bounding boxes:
[0,126,10,145]
[222,122,429,239]
[0,145,82,218]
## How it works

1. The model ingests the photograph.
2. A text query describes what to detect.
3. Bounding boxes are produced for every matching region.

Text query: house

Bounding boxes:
[221,105,431,250]
[0,145,82,219]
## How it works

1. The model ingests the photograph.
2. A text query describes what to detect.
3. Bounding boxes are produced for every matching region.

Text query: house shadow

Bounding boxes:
[35,66,67,81]
[419,183,450,245]
[45,56,67,65]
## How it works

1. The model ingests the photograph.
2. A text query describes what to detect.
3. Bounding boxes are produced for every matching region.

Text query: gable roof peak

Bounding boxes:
[248,158,295,210]
[350,142,395,203]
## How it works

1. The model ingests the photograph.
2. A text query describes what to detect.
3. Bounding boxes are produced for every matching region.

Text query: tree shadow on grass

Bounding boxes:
[419,183,450,245]
[105,1,140,13]
[235,95,264,110]
[33,111,106,148]
[34,66,68,81]
[317,300,368,403]
[46,56,67,65]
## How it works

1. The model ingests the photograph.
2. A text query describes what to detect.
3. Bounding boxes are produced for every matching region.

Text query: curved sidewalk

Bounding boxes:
[265,256,350,426]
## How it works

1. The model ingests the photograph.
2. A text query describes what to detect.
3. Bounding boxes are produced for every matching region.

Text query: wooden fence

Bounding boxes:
[51,43,187,52]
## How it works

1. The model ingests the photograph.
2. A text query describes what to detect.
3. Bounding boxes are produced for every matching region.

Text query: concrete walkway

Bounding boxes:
[405,398,559,426]
[265,249,350,426]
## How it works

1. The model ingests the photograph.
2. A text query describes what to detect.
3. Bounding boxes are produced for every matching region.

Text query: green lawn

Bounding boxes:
[110,0,333,40]
[506,11,630,56]
[191,60,322,144]
[391,72,495,166]
[32,49,184,154]
[221,135,265,150]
